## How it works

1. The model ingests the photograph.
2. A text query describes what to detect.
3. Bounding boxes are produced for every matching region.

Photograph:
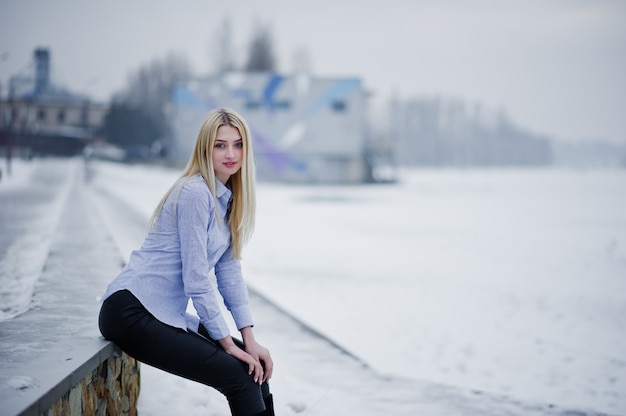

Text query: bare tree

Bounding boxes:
[121,51,192,119]
[292,46,312,74]
[212,17,237,73]
[103,52,192,156]
[244,23,277,72]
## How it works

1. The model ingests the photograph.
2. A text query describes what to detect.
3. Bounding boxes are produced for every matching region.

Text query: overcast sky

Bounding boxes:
[1,0,624,143]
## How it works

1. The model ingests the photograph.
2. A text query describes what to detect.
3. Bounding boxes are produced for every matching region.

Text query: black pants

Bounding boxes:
[99,290,270,416]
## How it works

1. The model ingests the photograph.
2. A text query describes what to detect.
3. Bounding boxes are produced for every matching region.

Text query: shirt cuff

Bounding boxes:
[199,313,231,340]
[230,305,254,331]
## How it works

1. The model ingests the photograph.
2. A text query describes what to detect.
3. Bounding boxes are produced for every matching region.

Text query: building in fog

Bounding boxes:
[169,72,379,183]
[0,48,108,157]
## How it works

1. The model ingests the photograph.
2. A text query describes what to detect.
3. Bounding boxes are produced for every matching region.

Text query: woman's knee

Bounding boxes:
[223,378,265,415]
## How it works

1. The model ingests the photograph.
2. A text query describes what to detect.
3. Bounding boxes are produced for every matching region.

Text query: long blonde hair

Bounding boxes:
[149,108,256,259]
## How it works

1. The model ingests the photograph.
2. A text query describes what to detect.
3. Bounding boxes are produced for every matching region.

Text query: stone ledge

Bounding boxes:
[0,339,139,416]
[0,159,138,415]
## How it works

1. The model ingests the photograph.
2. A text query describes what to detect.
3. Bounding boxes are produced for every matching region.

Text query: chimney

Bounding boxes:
[34,48,50,96]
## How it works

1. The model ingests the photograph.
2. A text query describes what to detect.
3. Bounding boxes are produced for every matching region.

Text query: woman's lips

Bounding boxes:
[224,162,237,168]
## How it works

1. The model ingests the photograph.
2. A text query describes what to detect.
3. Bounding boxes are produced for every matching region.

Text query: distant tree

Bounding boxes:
[101,52,192,156]
[102,101,161,149]
[390,96,553,167]
[212,17,237,73]
[120,51,191,123]
[292,46,312,74]
[244,23,277,72]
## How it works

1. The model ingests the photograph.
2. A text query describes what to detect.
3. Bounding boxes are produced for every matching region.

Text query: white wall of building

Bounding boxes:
[170,72,369,183]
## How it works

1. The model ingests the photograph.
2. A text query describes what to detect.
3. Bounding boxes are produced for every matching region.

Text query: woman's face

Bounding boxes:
[212,124,243,184]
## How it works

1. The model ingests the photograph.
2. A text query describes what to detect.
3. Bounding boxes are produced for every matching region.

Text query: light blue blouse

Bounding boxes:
[100,174,253,340]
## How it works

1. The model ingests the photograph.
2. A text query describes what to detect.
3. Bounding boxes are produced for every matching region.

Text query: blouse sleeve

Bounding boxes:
[177,183,230,339]
[215,248,254,331]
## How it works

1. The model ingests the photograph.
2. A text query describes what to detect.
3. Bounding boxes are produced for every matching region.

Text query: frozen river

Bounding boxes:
[2,157,625,415]
[87,161,626,415]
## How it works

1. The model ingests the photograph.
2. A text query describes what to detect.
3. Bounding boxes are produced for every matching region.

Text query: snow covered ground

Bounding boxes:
[2,157,625,415]
[0,158,77,320]
[85,160,626,415]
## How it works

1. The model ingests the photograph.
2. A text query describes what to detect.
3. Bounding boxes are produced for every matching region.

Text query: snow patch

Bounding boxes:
[7,375,39,391]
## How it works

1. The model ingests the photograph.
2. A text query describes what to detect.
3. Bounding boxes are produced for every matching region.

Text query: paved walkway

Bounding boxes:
[0,158,123,415]
[0,158,76,320]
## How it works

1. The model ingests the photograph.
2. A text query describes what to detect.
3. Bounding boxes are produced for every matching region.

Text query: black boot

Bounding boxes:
[263,394,275,416]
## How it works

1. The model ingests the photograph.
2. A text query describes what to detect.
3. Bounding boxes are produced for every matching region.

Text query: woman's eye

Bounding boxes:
[235,142,243,148]
[215,143,225,148]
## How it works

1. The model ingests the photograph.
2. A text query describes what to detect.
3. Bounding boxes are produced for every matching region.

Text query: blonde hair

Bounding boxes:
[149,108,256,259]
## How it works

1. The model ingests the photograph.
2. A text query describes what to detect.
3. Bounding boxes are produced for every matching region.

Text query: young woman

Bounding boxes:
[98,108,274,416]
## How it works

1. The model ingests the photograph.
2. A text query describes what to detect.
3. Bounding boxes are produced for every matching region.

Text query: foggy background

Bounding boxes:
[2,1,626,415]
[1,0,625,146]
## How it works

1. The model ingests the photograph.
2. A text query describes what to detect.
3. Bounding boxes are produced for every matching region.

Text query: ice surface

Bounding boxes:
[88,161,626,415]
[2,158,624,415]
[247,169,626,414]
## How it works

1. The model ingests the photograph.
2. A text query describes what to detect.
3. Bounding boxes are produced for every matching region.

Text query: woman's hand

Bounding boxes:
[240,326,274,382]
[218,336,264,384]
